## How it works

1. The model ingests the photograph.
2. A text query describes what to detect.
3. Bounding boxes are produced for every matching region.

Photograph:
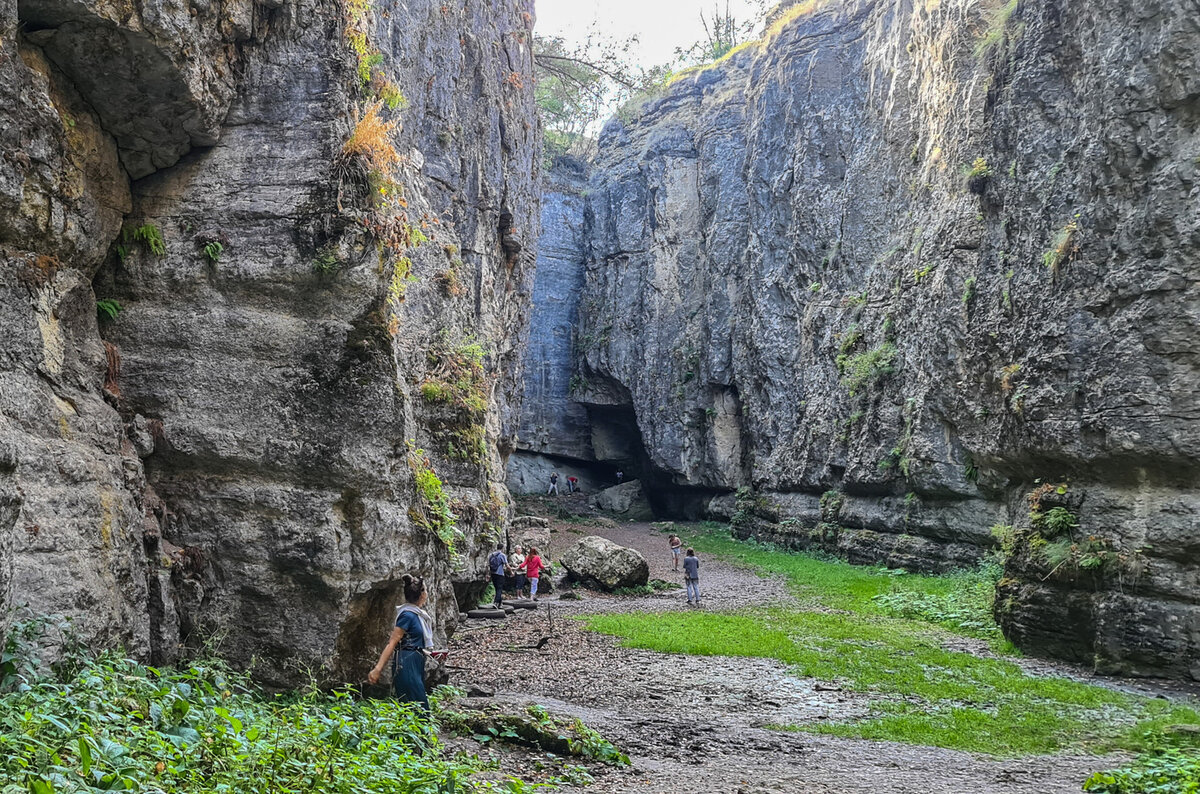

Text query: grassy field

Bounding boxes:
[581,524,1200,757]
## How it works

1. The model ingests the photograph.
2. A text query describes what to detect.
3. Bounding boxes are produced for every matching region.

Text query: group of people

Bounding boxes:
[487,543,544,605]
[546,472,579,495]
[368,533,704,710]
[545,470,625,495]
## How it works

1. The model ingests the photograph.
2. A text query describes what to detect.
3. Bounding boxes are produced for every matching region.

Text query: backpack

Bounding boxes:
[488,551,504,573]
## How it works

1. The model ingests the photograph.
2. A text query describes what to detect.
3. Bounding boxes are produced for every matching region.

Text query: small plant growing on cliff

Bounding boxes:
[202,240,224,263]
[117,224,165,259]
[975,0,1019,58]
[408,446,459,550]
[1043,218,1080,276]
[841,342,897,396]
[312,250,340,274]
[344,100,402,175]
[95,299,122,321]
[435,264,465,297]
[965,157,992,194]
[808,282,822,293]
[378,81,407,110]
[912,264,935,283]
[960,276,977,305]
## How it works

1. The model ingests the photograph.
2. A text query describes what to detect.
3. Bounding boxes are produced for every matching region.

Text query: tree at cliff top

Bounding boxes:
[534,32,670,162]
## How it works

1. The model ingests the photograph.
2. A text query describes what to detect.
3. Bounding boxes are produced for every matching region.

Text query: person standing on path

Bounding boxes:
[547,472,559,495]
[487,544,508,608]
[683,549,700,605]
[525,546,545,601]
[615,470,624,484]
[368,574,433,710]
[567,475,578,493]
[668,534,683,571]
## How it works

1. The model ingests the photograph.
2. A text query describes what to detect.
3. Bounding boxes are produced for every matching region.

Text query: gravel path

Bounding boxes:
[447,514,1126,793]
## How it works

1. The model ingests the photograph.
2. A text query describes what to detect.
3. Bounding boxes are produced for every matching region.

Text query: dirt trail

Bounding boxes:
[448,514,1123,793]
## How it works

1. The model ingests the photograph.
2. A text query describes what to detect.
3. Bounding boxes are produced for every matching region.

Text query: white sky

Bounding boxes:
[535,0,767,70]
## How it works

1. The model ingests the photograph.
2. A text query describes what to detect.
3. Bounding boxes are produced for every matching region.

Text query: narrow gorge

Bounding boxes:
[1,0,1196,703]
[510,0,1200,680]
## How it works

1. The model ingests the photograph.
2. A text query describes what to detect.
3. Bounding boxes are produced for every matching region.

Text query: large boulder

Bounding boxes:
[560,536,649,591]
[510,515,551,552]
[590,481,654,520]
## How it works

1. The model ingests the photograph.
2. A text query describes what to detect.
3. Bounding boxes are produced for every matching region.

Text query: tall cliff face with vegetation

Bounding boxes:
[566,0,1200,678]
[1,0,538,684]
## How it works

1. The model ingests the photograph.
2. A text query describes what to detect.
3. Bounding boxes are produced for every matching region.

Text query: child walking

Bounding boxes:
[683,548,700,605]
[524,546,544,601]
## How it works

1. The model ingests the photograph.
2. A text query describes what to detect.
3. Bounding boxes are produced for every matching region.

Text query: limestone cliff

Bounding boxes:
[1,0,537,685]
[557,0,1200,677]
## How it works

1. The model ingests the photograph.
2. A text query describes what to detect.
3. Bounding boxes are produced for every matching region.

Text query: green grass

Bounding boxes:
[679,522,1005,640]
[581,525,1200,757]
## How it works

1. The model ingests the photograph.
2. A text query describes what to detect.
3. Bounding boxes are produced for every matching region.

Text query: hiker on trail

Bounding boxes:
[615,470,624,484]
[487,544,508,608]
[525,546,545,601]
[510,546,527,598]
[668,534,683,572]
[547,472,559,495]
[683,549,700,605]
[567,475,578,493]
[368,574,433,710]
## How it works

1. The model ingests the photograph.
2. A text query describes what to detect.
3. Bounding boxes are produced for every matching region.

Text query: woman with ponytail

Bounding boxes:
[368,574,432,710]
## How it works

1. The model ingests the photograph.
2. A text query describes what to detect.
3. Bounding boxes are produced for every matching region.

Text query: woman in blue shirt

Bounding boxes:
[368,574,432,710]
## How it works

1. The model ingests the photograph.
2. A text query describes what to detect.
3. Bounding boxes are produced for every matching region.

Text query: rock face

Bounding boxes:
[563,0,1200,677]
[1,0,538,685]
[560,535,649,591]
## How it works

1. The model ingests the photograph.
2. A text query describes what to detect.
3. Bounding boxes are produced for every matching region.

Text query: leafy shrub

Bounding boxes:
[0,627,498,793]
[1084,750,1200,793]
[872,562,1004,639]
[1040,506,1079,537]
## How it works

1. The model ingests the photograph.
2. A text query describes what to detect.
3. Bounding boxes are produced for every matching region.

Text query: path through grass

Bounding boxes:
[581,524,1200,757]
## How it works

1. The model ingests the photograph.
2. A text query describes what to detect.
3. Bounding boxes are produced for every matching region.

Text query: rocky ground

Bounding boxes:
[444,503,1133,793]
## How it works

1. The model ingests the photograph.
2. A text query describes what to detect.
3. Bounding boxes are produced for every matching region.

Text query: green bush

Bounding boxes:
[1084,750,1200,793]
[0,621,500,793]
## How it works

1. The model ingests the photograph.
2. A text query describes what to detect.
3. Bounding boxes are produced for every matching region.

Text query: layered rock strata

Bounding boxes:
[1,0,537,685]
[567,0,1200,677]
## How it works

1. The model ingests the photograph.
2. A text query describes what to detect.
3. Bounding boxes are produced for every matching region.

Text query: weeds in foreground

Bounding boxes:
[1084,749,1200,793]
[0,619,515,792]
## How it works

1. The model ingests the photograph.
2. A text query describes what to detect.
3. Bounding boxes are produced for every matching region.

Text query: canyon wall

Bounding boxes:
[1,0,537,684]
[562,0,1199,677]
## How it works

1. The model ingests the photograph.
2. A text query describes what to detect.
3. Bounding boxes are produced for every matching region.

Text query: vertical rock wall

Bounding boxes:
[573,0,1200,677]
[1,0,538,685]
